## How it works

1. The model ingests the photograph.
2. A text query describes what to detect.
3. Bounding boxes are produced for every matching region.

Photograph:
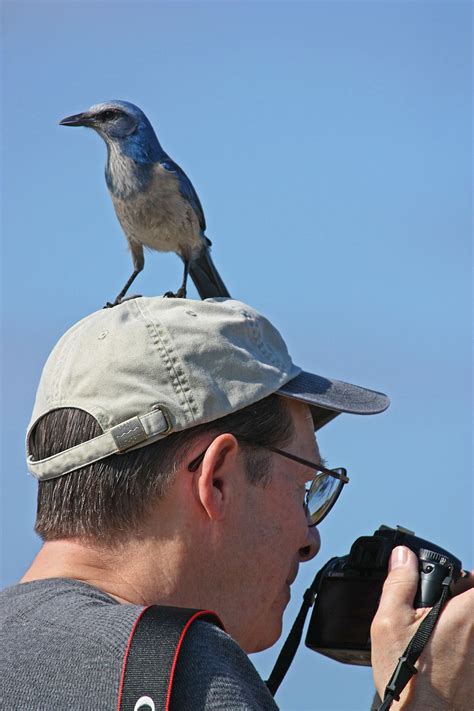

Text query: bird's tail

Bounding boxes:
[189,244,231,299]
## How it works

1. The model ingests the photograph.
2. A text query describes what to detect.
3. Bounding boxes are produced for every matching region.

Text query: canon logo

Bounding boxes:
[133,695,156,711]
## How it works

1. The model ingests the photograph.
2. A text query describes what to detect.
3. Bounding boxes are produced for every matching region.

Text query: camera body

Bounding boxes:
[305,525,462,666]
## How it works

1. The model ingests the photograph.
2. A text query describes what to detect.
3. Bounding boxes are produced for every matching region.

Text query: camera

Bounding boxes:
[305,524,463,666]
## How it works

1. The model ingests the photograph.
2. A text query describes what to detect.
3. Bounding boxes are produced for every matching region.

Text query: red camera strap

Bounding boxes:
[117,605,223,711]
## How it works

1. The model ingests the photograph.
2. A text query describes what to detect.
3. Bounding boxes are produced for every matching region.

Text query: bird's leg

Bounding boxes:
[164,260,189,299]
[175,260,189,299]
[105,269,141,307]
[105,244,144,308]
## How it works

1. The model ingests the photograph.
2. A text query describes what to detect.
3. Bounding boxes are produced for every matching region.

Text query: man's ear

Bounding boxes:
[194,433,240,521]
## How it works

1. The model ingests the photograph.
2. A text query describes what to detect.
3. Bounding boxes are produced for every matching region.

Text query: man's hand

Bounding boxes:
[371,545,474,710]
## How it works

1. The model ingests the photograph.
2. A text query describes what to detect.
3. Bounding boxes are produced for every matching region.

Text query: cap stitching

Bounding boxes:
[135,299,198,422]
[240,310,286,370]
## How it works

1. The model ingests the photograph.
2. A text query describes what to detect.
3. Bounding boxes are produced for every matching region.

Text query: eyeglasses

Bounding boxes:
[188,438,348,527]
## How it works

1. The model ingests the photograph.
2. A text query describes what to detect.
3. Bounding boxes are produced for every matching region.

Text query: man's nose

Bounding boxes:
[299,526,321,562]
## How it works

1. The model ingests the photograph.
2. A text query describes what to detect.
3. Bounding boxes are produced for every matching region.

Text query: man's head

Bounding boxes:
[27,297,388,481]
[26,296,389,651]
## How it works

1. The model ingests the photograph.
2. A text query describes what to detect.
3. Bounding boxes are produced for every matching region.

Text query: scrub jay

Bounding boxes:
[60,100,230,303]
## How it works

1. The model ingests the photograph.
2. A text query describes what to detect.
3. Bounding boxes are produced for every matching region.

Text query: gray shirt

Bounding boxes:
[0,578,279,710]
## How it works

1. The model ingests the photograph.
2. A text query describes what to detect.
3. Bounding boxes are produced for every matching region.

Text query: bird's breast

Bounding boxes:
[112,164,203,258]
[105,148,153,200]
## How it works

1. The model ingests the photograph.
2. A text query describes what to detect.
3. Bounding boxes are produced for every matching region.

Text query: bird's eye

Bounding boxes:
[100,109,119,121]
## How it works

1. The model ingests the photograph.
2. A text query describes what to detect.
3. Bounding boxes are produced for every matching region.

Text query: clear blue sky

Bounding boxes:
[1,2,472,709]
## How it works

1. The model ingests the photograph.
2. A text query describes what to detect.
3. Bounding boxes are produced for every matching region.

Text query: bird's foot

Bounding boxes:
[103,293,142,309]
[163,289,187,298]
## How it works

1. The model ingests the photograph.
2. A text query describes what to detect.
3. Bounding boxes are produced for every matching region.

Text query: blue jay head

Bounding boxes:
[60,100,154,141]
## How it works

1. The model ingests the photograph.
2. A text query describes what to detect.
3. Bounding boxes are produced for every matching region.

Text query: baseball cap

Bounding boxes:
[26,297,389,481]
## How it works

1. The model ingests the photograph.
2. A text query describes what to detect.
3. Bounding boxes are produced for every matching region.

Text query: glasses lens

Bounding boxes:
[306,470,344,525]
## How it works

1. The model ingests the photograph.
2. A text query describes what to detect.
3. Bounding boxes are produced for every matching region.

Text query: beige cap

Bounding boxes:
[26,297,389,480]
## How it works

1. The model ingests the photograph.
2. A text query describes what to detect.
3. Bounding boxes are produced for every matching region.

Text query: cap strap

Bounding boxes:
[27,407,170,481]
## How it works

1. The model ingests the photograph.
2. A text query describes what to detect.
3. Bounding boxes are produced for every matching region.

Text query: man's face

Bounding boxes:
[223,399,321,653]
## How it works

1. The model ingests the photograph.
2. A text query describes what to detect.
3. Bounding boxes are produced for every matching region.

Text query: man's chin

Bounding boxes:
[252,586,293,651]
[245,617,284,654]
[234,589,290,653]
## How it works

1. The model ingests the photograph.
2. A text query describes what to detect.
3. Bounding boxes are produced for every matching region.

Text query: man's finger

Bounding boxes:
[451,569,474,596]
[376,546,419,619]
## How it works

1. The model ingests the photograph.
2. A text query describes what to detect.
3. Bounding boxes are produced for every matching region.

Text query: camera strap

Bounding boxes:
[117,605,223,711]
[377,564,454,711]
[266,561,454,703]
[266,563,328,696]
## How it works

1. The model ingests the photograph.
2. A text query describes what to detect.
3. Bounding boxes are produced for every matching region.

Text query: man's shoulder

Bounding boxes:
[0,577,141,651]
[172,619,279,710]
[0,580,279,710]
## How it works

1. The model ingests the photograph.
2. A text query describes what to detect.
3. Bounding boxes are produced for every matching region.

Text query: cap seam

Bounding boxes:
[240,310,287,370]
[135,299,199,423]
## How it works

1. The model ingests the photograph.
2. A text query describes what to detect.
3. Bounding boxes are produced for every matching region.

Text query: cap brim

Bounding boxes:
[278,370,390,431]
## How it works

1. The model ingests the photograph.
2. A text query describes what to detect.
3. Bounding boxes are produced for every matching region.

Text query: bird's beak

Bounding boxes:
[59,111,94,128]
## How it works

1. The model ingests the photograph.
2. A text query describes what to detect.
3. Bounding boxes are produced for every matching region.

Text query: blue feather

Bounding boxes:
[159,159,206,231]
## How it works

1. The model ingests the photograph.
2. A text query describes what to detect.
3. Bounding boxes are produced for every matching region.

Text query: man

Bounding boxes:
[1,296,472,709]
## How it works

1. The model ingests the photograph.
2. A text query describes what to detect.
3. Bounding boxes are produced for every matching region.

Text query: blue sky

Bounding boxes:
[1,2,472,709]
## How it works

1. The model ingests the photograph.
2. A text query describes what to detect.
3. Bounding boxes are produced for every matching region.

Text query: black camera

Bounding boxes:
[305,524,463,666]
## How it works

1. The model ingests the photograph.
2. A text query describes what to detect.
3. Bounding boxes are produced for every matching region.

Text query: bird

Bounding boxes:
[59,100,230,304]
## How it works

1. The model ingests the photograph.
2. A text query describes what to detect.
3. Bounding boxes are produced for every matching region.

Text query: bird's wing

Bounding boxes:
[160,158,206,232]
